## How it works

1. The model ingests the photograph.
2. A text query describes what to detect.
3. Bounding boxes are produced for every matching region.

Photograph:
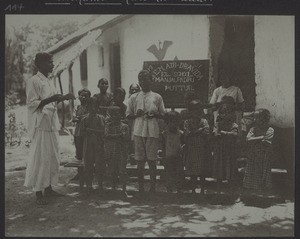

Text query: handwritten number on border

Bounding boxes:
[5,4,24,12]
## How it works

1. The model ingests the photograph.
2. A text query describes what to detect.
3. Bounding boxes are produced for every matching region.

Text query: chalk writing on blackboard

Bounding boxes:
[143,60,209,108]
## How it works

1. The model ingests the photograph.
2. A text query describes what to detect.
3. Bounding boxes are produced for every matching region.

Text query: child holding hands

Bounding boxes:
[105,106,130,196]
[81,97,106,194]
[162,110,185,193]
[211,96,238,195]
[183,100,210,195]
[71,88,90,181]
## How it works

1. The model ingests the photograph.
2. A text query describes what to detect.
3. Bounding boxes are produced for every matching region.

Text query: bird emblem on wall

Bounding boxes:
[147,40,173,61]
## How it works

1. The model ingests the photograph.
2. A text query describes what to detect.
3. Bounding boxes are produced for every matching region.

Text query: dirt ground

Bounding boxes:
[5,135,294,237]
[5,169,294,237]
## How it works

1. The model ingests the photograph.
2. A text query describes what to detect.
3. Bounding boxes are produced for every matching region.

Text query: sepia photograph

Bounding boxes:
[4,12,295,237]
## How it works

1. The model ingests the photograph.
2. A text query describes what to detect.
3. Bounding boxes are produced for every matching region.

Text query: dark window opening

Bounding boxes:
[109,43,121,91]
[80,49,88,86]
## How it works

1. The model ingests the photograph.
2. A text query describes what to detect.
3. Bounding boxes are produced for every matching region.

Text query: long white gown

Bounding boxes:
[24,71,60,192]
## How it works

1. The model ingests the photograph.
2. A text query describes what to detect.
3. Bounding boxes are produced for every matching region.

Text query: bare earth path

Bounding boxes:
[5,167,294,237]
[5,134,294,237]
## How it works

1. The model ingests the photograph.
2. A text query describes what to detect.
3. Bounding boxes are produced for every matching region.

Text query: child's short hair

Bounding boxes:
[255,108,271,124]
[114,87,126,97]
[97,78,108,87]
[164,110,181,124]
[189,99,203,113]
[220,96,235,114]
[184,91,197,102]
[138,70,151,81]
[78,88,91,97]
[87,96,98,108]
[221,96,235,105]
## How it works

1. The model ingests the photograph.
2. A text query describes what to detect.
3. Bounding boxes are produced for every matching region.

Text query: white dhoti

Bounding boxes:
[24,129,60,192]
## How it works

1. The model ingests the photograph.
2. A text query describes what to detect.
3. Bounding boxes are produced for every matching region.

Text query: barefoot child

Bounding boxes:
[183,100,210,195]
[71,88,90,181]
[211,96,238,195]
[81,97,106,194]
[105,106,130,195]
[243,109,274,196]
[162,110,185,193]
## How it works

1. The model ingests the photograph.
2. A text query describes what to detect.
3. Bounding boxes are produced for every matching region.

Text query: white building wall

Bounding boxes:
[97,15,210,104]
[86,43,102,95]
[254,16,295,128]
[72,58,81,96]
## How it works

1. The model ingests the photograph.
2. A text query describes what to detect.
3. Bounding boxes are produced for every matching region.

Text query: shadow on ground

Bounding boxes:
[5,168,294,237]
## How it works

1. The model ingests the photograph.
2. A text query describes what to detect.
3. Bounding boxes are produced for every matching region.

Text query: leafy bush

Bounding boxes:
[5,112,28,146]
[5,91,20,111]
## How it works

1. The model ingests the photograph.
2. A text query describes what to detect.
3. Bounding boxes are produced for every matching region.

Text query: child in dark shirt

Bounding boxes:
[105,106,130,196]
[162,110,185,193]
[81,97,106,194]
[71,88,90,181]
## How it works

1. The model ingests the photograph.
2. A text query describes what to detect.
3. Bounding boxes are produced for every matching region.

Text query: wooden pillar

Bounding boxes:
[57,72,65,129]
[68,63,74,121]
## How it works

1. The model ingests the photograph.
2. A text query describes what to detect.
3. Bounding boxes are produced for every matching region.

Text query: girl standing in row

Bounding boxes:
[243,109,274,196]
[211,96,239,195]
[183,100,210,195]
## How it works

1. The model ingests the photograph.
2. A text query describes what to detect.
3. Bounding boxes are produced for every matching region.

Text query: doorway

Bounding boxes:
[210,16,255,111]
[218,16,255,111]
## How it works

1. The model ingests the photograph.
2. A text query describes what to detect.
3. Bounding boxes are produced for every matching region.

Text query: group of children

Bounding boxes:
[72,79,274,199]
[73,79,130,195]
[162,92,274,198]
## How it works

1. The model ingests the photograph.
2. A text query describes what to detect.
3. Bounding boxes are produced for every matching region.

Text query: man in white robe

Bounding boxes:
[24,52,64,205]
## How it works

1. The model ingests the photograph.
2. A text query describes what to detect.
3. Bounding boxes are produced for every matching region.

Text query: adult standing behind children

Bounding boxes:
[94,78,113,117]
[126,70,166,193]
[210,69,245,132]
[24,52,65,205]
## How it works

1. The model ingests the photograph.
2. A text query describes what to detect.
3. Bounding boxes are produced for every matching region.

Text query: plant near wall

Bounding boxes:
[5,112,27,147]
[5,91,20,111]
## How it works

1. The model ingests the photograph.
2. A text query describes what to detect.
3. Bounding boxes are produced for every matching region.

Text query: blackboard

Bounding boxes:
[143,60,209,108]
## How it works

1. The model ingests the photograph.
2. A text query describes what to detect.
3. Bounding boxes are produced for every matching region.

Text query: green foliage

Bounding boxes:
[5,16,97,98]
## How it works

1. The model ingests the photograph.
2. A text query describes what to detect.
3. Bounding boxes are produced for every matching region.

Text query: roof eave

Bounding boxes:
[46,15,133,55]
